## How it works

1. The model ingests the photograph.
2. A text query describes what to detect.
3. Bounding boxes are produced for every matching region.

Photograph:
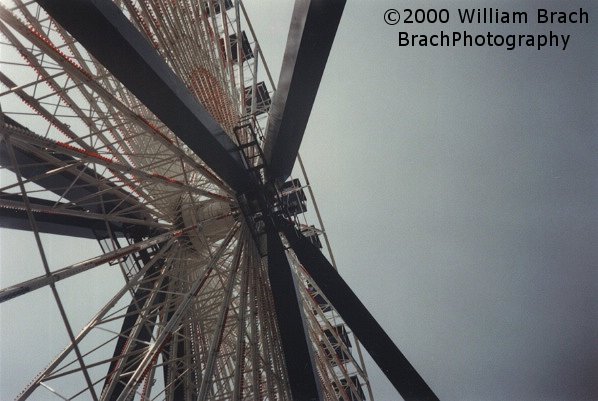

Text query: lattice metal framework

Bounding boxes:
[0,1,382,400]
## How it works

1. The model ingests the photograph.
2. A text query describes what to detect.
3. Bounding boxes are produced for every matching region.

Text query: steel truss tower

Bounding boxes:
[0,1,437,400]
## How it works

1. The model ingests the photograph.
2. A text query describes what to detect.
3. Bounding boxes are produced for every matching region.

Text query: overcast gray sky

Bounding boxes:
[245,1,597,400]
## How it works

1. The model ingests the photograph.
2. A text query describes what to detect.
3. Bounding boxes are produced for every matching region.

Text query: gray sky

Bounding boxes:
[0,1,596,400]
[245,0,597,400]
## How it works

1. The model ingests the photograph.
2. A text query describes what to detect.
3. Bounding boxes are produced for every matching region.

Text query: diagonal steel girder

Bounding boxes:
[265,220,321,401]
[264,0,346,182]
[101,243,167,401]
[0,195,114,239]
[36,0,251,194]
[276,216,440,401]
[0,115,156,238]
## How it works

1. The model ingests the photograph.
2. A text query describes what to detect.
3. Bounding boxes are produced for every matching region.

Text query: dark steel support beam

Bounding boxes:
[266,221,321,401]
[277,217,439,401]
[0,115,150,221]
[0,193,162,239]
[0,195,107,238]
[264,0,346,181]
[102,243,167,401]
[0,141,129,214]
[37,0,251,193]
[167,330,195,401]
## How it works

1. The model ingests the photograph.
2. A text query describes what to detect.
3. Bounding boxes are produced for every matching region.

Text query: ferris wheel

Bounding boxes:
[0,1,437,400]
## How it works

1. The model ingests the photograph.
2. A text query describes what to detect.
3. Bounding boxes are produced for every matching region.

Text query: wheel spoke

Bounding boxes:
[0,227,190,303]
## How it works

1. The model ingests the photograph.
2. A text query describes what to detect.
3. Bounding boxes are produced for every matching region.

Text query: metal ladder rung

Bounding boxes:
[238,141,258,150]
